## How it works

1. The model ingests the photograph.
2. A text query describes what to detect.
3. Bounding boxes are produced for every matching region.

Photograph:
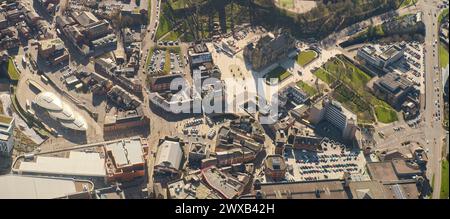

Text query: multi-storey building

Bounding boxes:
[372,72,415,109]
[0,115,14,155]
[307,98,358,140]
[38,38,69,66]
[154,137,184,175]
[104,138,148,182]
[244,30,295,71]
[264,155,287,181]
[357,45,405,71]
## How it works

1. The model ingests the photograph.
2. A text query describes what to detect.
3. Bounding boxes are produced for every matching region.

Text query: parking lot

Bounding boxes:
[147,48,185,75]
[284,139,369,182]
[387,42,425,93]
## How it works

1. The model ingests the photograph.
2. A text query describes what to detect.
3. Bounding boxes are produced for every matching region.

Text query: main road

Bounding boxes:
[323,0,447,198]
[137,0,181,197]
[417,0,446,199]
[140,0,161,71]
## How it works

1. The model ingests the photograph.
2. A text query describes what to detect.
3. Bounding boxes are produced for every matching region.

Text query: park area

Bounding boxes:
[278,0,294,8]
[441,157,449,199]
[7,58,20,81]
[374,106,398,124]
[399,0,417,8]
[439,43,449,69]
[156,13,173,40]
[265,66,291,83]
[314,56,397,124]
[296,50,318,67]
[168,0,207,10]
[296,80,317,96]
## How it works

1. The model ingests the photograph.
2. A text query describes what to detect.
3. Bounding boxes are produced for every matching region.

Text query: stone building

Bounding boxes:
[244,30,295,71]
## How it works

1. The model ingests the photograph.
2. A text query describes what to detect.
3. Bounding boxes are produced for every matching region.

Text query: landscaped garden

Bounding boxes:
[296,50,318,67]
[315,56,398,123]
[296,80,317,96]
[265,66,291,83]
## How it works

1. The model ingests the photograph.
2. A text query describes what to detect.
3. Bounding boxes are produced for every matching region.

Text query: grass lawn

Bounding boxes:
[168,0,207,10]
[375,106,398,123]
[399,0,417,8]
[333,58,371,92]
[297,50,318,67]
[441,158,449,199]
[265,66,291,82]
[161,30,181,41]
[439,43,449,69]
[169,0,188,10]
[156,15,172,40]
[439,8,449,23]
[161,46,182,74]
[145,47,155,69]
[313,68,336,84]
[317,56,397,123]
[279,0,294,8]
[333,84,375,123]
[444,102,449,130]
[163,50,171,74]
[146,46,181,74]
[315,56,371,91]
[296,80,317,96]
[7,58,20,81]
[156,3,175,40]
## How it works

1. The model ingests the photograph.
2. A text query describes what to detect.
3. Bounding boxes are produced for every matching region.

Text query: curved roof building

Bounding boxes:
[154,138,183,174]
[34,92,63,111]
[48,103,75,121]
[60,112,88,131]
[33,92,88,132]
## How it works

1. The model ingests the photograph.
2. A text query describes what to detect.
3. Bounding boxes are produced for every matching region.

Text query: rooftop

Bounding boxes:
[379,45,403,61]
[366,162,399,181]
[202,167,247,199]
[383,180,420,199]
[33,91,89,131]
[265,155,287,171]
[74,11,99,27]
[248,180,348,199]
[376,72,414,94]
[39,38,65,52]
[0,115,13,124]
[167,176,221,199]
[34,91,63,111]
[348,181,388,199]
[155,138,183,171]
[391,159,422,176]
[0,175,93,199]
[105,138,146,167]
[17,151,106,177]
